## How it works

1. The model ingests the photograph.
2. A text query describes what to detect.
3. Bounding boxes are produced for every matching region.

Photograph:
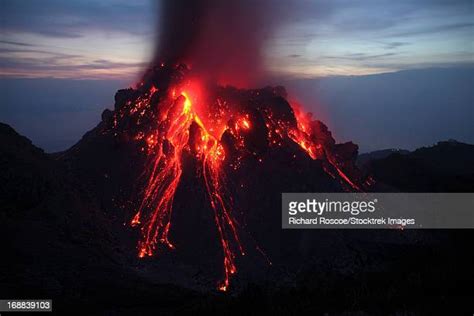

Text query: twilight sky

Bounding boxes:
[1,0,473,80]
[1,0,473,153]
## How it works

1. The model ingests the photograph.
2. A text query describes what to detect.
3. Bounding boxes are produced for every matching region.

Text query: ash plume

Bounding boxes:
[154,0,282,87]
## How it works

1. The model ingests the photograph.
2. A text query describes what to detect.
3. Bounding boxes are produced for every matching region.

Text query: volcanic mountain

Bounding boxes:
[2,64,473,313]
[55,63,372,291]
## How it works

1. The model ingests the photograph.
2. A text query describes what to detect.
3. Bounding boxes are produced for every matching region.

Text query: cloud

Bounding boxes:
[322,53,398,62]
[382,42,410,50]
[0,0,154,79]
[0,40,35,47]
[0,56,146,71]
[276,0,472,38]
[1,0,472,79]
[390,23,474,38]
[0,0,155,39]
[267,0,473,77]
[0,46,147,79]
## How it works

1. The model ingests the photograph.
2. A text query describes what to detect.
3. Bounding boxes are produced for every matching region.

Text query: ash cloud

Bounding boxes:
[154,0,286,87]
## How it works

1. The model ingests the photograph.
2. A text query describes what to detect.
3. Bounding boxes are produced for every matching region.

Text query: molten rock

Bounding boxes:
[61,63,371,291]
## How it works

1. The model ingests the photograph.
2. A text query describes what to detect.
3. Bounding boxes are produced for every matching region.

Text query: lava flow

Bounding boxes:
[127,78,244,291]
[111,64,364,291]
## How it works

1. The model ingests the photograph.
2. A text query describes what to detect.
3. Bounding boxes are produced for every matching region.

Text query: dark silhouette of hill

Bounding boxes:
[357,148,409,167]
[363,140,474,192]
[0,122,215,314]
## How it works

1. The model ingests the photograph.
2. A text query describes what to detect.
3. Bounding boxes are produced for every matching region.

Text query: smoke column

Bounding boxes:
[154,0,280,87]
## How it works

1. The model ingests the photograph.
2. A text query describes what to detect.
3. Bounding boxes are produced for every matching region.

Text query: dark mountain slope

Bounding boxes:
[365,140,474,192]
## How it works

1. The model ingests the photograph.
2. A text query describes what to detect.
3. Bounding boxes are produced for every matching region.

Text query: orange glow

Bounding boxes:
[118,73,361,291]
[131,212,141,227]
[126,81,243,291]
[289,105,360,191]
[181,91,192,114]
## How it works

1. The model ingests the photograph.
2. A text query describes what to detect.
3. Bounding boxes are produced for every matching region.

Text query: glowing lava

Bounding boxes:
[116,67,362,291]
[129,83,243,291]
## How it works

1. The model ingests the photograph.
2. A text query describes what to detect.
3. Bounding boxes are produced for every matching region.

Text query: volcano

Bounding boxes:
[2,62,474,316]
[3,0,473,312]
[23,0,377,293]
[58,63,372,291]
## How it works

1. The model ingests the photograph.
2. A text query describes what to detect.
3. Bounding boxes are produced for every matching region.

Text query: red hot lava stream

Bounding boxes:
[122,74,360,291]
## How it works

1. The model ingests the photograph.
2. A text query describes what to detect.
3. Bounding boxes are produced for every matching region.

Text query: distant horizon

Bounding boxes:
[1,66,473,154]
[1,63,473,82]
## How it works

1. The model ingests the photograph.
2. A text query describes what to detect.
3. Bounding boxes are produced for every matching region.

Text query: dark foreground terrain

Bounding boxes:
[1,101,473,314]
